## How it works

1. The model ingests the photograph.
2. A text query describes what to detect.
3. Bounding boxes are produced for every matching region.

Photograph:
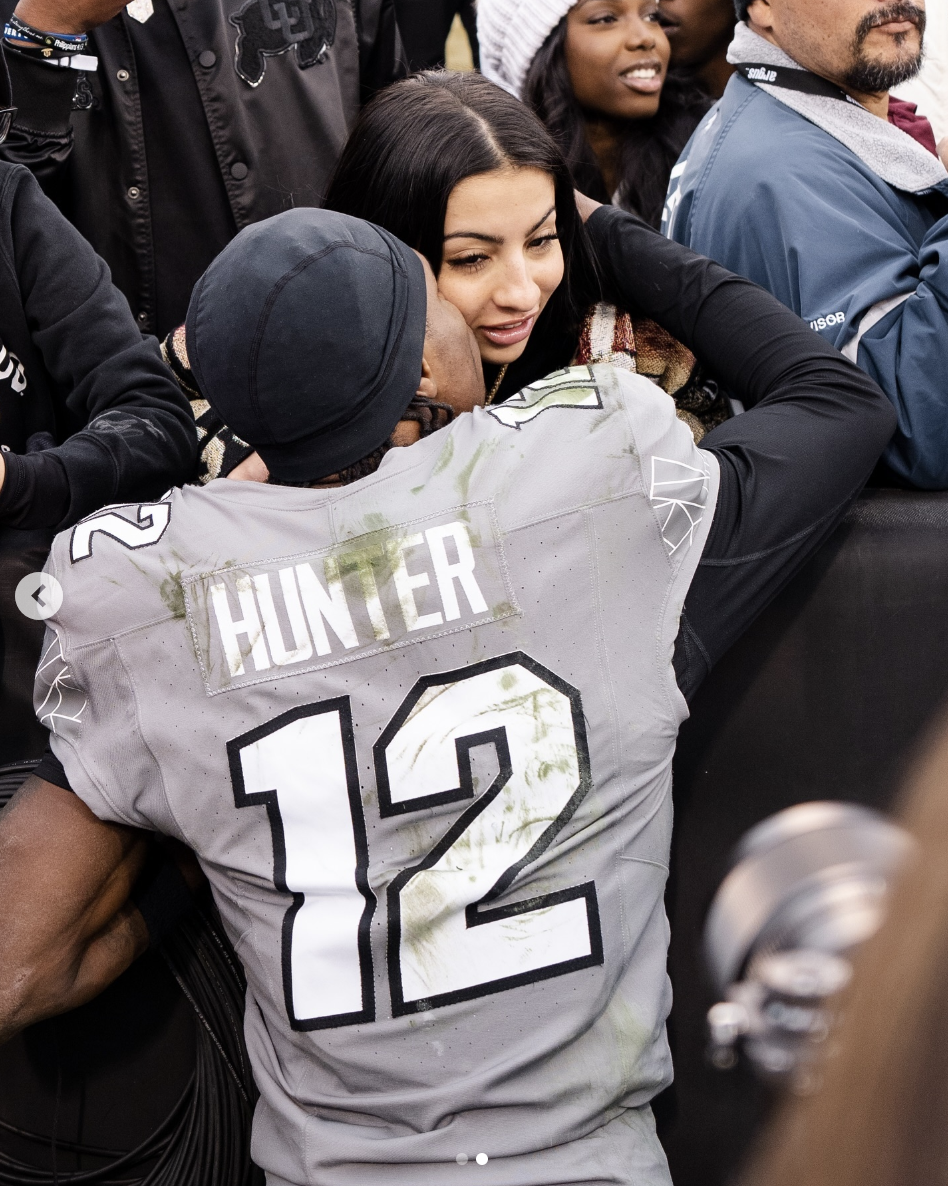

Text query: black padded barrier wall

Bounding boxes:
[657,489,948,1185]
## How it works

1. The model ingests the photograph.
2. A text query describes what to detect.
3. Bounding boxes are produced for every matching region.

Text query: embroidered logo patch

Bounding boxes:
[230,0,336,87]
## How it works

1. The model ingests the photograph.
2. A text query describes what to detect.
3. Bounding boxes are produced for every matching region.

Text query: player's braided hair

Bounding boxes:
[268,393,455,489]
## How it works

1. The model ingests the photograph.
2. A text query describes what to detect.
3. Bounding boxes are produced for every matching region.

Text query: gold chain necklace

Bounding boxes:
[485,364,508,406]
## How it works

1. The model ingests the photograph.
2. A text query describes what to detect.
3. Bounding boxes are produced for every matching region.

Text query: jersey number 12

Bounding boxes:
[228,653,603,1030]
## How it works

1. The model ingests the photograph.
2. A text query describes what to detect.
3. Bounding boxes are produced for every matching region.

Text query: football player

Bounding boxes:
[0,208,893,1185]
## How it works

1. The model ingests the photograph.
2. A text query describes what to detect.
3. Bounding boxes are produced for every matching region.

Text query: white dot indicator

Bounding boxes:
[456,1154,468,1165]
[476,1153,489,1166]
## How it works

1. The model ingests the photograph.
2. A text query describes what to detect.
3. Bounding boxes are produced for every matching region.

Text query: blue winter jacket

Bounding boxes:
[663,31,948,488]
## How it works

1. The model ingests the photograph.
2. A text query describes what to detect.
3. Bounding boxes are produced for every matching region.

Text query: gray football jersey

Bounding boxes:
[36,364,719,1186]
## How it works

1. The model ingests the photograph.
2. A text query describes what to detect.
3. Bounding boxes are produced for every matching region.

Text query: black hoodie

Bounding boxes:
[0,159,196,766]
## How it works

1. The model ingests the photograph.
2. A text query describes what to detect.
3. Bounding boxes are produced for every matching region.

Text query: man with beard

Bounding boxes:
[663,0,948,490]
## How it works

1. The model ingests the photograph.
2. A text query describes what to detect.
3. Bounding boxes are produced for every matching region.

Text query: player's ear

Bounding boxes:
[416,357,438,401]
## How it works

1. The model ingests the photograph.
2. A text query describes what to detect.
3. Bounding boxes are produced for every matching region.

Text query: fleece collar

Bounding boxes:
[727,22,948,194]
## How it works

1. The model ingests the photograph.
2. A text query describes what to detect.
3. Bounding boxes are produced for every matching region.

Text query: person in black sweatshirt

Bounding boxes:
[0,43,196,773]
[0,0,406,338]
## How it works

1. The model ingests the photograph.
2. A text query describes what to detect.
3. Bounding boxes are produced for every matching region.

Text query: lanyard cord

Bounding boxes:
[736,63,864,107]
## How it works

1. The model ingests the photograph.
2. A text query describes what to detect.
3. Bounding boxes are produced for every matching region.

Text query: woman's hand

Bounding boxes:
[939,137,948,171]
[574,190,603,223]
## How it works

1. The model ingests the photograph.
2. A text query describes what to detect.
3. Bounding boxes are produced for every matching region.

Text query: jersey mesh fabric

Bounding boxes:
[35,364,719,1186]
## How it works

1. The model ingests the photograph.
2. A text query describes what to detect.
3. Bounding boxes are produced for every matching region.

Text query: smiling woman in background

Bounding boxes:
[478,0,711,226]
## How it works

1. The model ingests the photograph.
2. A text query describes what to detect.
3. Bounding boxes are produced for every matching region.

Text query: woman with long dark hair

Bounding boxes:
[478,0,710,227]
[322,69,724,427]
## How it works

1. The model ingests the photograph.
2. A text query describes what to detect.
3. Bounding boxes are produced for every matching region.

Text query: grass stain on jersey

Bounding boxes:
[454,441,494,505]
[158,570,187,620]
[432,434,455,476]
[361,511,391,534]
[533,756,576,783]
[124,554,190,623]
[600,994,653,1089]
[401,874,453,977]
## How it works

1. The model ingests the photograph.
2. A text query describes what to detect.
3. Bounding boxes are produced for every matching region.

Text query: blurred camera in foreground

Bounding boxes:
[704,801,913,1086]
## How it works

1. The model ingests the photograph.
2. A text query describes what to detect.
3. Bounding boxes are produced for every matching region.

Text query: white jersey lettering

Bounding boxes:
[186,503,516,694]
[425,521,487,621]
[254,570,313,667]
[295,556,359,654]
[211,575,270,677]
[388,533,443,631]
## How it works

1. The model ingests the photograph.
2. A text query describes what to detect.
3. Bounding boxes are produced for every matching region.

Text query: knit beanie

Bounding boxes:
[186,209,426,482]
[477,0,576,98]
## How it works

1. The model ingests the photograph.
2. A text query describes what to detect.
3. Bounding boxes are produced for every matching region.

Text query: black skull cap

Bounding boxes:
[185,208,427,482]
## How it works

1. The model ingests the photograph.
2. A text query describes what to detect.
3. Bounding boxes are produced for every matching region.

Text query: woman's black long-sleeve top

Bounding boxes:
[584,205,896,701]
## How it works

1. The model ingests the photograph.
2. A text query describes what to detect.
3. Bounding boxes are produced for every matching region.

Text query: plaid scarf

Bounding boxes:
[572,303,730,441]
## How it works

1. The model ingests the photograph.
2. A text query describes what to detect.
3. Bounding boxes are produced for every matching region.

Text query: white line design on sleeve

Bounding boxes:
[649,455,712,555]
[36,636,87,734]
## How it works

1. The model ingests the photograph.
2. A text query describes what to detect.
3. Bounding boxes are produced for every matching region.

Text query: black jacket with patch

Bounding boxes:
[0,0,403,337]
[0,162,196,766]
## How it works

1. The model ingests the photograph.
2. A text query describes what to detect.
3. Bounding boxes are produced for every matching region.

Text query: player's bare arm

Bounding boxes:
[12,0,129,35]
[0,776,150,1046]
